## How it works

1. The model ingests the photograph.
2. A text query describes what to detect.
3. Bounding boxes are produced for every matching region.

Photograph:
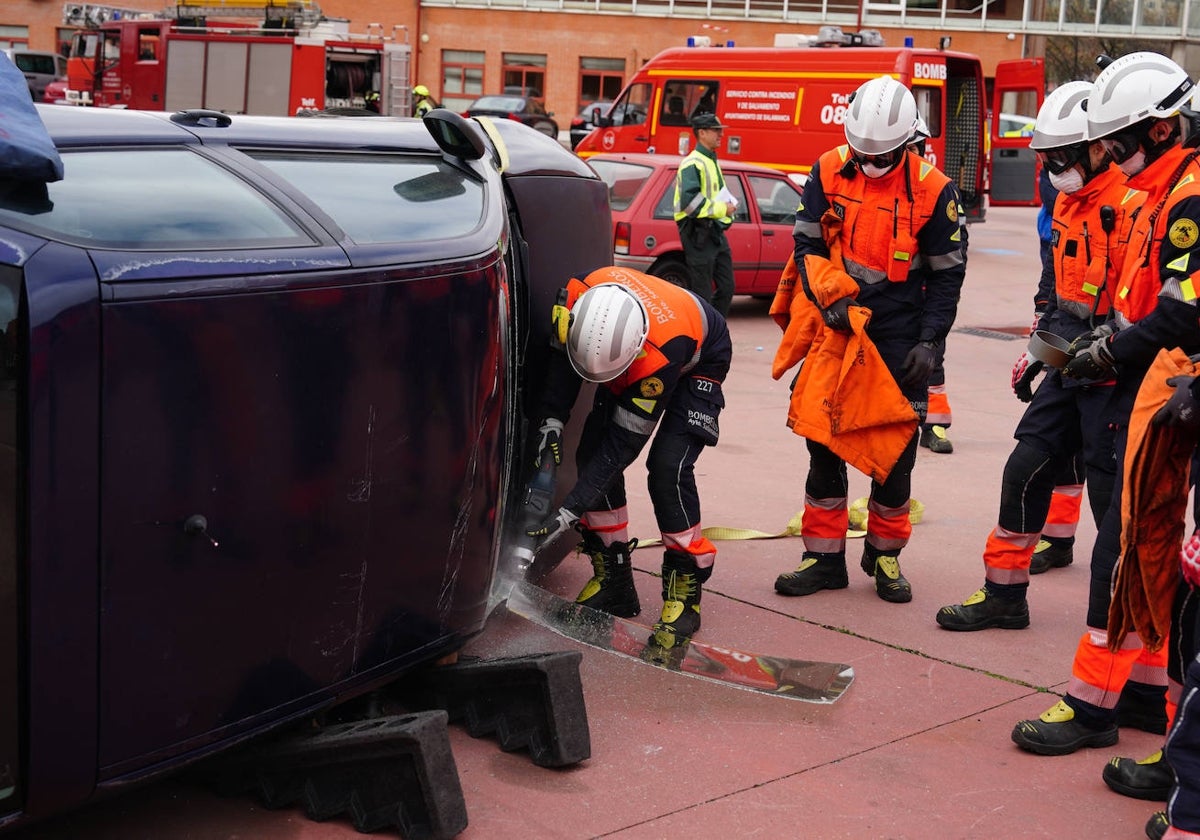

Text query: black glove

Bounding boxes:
[900,341,937,389]
[525,506,579,550]
[1062,334,1117,381]
[535,418,563,467]
[1065,322,1117,356]
[1152,375,1200,432]
[1011,351,1044,403]
[820,296,854,332]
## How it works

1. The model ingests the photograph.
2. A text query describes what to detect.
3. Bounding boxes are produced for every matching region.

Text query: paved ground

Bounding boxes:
[13,205,1168,839]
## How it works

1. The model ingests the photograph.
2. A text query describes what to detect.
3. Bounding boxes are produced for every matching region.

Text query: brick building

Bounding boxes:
[5,0,1182,125]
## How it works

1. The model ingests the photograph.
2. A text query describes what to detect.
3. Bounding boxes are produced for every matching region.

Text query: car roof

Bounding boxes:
[36,105,446,152]
[585,151,787,177]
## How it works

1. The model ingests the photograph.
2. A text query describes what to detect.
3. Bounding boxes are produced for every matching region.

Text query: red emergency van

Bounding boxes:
[574,39,1043,221]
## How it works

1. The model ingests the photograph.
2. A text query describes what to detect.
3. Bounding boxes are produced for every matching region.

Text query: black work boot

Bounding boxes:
[652,550,706,648]
[936,586,1030,631]
[860,548,912,603]
[574,529,640,618]
[1116,681,1169,735]
[1146,811,1169,840]
[1011,699,1119,756]
[919,424,953,453]
[1029,537,1073,574]
[1103,749,1175,801]
[774,551,848,596]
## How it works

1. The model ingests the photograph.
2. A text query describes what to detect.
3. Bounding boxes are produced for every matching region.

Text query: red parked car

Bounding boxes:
[586,152,803,297]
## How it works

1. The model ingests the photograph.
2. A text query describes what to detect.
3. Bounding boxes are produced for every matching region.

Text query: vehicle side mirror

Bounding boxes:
[423,108,487,161]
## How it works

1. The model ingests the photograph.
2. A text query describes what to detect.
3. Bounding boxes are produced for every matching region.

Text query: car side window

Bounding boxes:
[748,174,801,225]
[0,148,312,250]
[250,153,485,245]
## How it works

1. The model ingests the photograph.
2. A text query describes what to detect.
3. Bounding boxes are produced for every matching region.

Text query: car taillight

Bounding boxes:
[614,221,631,255]
[508,113,521,122]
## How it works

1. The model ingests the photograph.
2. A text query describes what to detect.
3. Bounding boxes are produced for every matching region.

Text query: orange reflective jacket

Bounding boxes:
[1113,146,1200,323]
[1048,165,1144,319]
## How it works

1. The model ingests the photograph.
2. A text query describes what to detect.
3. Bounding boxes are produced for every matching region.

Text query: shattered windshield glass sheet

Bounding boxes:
[252,153,485,245]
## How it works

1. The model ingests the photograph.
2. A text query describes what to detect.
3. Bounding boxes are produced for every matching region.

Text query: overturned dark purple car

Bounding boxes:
[0,104,609,830]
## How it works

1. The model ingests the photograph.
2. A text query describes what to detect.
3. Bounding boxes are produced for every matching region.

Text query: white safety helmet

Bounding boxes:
[1030,81,1092,151]
[566,283,649,382]
[1086,51,1194,142]
[844,76,918,156]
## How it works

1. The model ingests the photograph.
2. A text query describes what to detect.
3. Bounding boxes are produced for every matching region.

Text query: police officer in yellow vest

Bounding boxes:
[674,112,737,316]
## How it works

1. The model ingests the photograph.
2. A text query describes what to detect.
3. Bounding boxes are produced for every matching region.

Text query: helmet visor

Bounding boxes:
[1039,142,1088,175]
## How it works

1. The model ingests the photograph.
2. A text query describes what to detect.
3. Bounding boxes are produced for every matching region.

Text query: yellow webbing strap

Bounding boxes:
[634,499,924,548]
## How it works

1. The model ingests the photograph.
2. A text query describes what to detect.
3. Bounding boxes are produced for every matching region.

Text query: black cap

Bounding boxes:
[691,113,725,130]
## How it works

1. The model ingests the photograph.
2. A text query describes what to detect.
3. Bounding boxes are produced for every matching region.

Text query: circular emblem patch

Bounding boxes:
[1170,218,1199,249]
[946,201,959,223]
[640,377,664,398]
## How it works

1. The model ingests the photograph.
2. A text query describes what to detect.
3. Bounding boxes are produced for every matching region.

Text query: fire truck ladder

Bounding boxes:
[62,1,325,28]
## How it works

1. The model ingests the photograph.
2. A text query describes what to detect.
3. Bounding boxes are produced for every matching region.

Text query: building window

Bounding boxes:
[579,57,624,109]
[502,52,546,99]
[0,25,29,51]
[441,49,483,114]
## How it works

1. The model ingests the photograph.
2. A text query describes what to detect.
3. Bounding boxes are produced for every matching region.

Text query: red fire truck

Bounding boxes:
[60,1,412,116]
[574,29,1045,219]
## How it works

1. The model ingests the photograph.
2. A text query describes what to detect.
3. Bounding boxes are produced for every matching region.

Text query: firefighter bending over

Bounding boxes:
[525,267,733,648]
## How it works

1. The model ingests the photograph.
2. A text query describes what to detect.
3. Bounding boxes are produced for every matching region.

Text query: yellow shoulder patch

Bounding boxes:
[1169,218,1199,250]
[919,161,934,181]
[946,200,958,223]
[640,377,664,398]
[1167,253,1190,273]
[632,397,657,414]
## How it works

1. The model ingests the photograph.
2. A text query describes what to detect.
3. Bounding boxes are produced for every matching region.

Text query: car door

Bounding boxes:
[718,172,762,294]
[746,173,801,295]
[74,144,363,771]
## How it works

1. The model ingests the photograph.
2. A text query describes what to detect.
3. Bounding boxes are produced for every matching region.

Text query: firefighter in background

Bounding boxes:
[1006,52,1200,764]
[526,266,732,648]
[907,116,960,456]
[673,112,737,317]
[771,75,965,604]
[412,84,438,117]
[935,82,1146,634]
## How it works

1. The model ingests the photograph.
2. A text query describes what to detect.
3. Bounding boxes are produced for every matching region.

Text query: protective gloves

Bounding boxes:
[1152,375,1200,432]
[819,296,854,332]
[900,341,937,389]
[1065,322,1117,356]
[526,506,579,551]
[1183,531,1200,589]
[1062,333,1117,381]
[535,417,564,467]
[1011,351,1044,403]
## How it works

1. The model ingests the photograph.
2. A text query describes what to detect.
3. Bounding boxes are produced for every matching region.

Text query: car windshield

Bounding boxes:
[587,159,653,212]
[471,96,524,112]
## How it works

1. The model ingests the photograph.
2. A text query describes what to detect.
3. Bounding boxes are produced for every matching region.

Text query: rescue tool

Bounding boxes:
[505,581,855,704]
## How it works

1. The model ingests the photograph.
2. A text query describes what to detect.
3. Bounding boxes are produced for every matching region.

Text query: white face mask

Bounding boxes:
[860,162,896,179]
[1048,167,1085,194]
[1118,148,1148,177]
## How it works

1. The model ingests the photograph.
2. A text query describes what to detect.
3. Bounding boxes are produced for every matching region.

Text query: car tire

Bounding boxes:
[650,256,691,289]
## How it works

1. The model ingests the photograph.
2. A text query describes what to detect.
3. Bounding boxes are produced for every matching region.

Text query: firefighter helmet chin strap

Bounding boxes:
[551,287,571,349]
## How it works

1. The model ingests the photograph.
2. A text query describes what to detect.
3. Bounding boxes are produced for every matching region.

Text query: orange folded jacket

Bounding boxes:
[770,254,919,485]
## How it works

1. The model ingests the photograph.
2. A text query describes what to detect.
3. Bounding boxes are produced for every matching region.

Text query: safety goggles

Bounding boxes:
[853,147,903,170]
[1039,142,1088,175]
[1099,127,1147,165]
